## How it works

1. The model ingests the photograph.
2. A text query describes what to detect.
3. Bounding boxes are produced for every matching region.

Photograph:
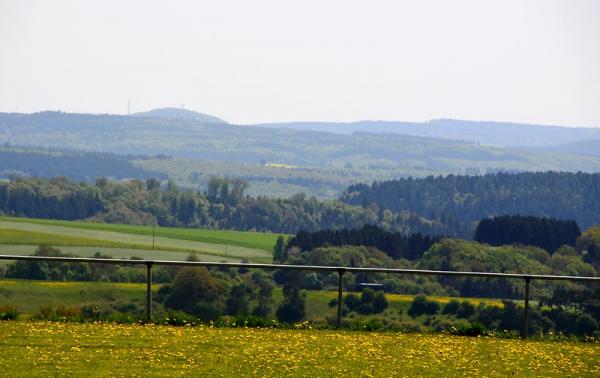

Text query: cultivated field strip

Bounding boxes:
[0,220,271,262]
[0,245,240,266]
[1,216,282,251]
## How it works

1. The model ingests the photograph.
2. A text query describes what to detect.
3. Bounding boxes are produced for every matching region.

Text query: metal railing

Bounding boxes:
[1,254,599,338]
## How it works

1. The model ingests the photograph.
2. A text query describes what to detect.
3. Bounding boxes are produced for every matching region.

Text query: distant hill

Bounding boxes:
[131,108,227,124]
[253,119,600,147]
[539,139,600,157]
[0,146,164,182]
[2,111,600,177]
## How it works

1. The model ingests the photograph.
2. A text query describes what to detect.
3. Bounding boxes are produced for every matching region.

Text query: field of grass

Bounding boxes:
[0,321,598,376]
[0,279,154,313]
[0,228,152,250]
[0,245,240,267]
[281,289,505,325]
[0,218,273,263]
[0,216,283,251]
[302,291,503,320]
[0,279,504,318]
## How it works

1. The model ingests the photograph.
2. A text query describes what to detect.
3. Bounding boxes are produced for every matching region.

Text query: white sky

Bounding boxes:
[1,0,599,126]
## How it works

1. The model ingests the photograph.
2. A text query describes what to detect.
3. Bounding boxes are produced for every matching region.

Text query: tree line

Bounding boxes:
[0,176,436,234]
[342,171,600,238]
[286,225,441,261]
[474,215,581,253]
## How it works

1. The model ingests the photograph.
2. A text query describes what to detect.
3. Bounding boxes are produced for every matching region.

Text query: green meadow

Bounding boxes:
[0,217,278,263]
[0,216,284,251]
[0,321,597,377]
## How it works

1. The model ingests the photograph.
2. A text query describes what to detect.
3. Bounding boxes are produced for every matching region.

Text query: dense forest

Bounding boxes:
[286,225,440,261]
[474,215,581,253]
[342,172,600,238]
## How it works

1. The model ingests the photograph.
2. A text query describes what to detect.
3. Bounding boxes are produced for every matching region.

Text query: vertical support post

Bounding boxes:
[337,268,345,329]
[522,277,531,338]
[146,262,153,323]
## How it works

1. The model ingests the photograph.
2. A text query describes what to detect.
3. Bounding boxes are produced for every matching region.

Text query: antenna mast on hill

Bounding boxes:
[127,101,131,115]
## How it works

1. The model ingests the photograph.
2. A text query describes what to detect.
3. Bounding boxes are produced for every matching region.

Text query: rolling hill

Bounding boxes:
[2,111,600,173]
[131,107,228,124]
[254,118,600,147]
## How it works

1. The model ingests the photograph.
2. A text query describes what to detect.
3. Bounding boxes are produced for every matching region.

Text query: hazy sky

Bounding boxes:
[1,0,599,126]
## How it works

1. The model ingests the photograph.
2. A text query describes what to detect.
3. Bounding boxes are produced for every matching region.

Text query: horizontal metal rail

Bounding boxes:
[0,254,598,282]
[1,254,598,338]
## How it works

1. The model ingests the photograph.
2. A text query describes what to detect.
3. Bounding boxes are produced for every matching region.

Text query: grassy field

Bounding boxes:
[0,321,597,377]
[0,218,274,263]
[301,291,504,323]
[0,245,241,266]
[0,216,283,251]
[0,280,151,313]
[0,228,152,250]
[0,279,504,318]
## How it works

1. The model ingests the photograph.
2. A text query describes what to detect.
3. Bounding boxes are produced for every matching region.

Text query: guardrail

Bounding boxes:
[1,254,599,338]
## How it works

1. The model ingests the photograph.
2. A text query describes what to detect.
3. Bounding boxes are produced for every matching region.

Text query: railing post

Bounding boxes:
[522,277,531,338]
[337,268,345,328]
[146,261,153,323]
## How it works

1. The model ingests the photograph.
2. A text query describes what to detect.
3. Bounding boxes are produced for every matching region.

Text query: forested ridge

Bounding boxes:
[342,171,600,238]
[5,111,600,200]
[0,176,433,234]
[4,111,600,176]
[0,147,161,181]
